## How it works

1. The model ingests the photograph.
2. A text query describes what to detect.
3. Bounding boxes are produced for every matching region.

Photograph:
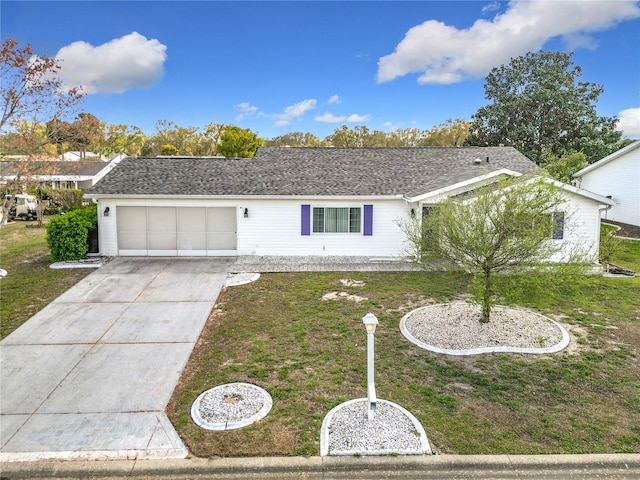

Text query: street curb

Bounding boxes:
[2,454,639,478]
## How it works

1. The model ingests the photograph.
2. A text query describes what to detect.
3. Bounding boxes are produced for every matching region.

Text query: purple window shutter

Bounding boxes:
[301,204,310,235]
[364,204,373,236]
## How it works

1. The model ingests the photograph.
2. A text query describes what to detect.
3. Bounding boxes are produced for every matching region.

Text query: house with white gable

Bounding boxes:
[573,141,640,227]
[86,147,614,263]
[0,160,117,190]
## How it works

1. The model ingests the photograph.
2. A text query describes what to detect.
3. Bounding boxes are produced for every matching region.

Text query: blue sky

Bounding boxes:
[2,1,640,139]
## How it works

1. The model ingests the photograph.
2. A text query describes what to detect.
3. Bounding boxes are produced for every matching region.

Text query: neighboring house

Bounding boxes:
[63,151,101,161]
[86,147,614,262]
[0,160,116,190]
[573,141,640,227]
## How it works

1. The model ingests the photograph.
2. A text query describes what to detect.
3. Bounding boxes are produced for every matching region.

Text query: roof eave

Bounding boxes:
[86,193,405,201]
[573,141,640,177]
[403,169,522,203]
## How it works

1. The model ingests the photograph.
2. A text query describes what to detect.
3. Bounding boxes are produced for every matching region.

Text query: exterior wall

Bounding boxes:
[576,148,640,226]
[238,198,411,256]
[416,190,604,264]
[96,197,413,258]
[548,191,604,263]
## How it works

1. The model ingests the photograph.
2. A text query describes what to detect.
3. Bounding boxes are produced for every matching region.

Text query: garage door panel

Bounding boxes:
[119,232,147,250]
[117,206,237,255]
[207,232,236,250]
[147,207,177,250]
[148,233,178,250]
[148,207,176,232]
[178,208,206,232]
[117,207,147,250]
[178,232,206,250]
[207,208,236,233]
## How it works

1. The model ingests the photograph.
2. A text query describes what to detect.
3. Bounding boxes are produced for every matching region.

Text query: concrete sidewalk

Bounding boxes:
[2,454,639,479]
[0,257,232,462]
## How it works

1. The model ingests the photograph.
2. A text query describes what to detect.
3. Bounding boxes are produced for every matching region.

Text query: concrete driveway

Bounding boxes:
[0,257,232,462]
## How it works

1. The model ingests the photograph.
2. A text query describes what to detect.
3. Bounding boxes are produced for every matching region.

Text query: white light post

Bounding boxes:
[362,313,378,420]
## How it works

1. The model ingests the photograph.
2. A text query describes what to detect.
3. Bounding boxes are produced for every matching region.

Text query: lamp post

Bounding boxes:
[362,313,378,420]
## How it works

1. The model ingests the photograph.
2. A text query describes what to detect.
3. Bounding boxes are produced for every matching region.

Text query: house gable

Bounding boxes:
[573,141,640,226]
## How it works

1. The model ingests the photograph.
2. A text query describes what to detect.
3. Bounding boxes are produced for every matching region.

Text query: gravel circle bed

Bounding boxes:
[320,398,431,456]
[191,383,272,431]
[400,302,570,355]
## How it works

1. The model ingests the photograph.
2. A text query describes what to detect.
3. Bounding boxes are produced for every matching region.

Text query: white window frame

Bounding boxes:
[312,206,362,234]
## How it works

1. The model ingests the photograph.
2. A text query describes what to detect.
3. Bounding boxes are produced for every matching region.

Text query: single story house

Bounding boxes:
[573,140,640,227]
[0,160,116,190]
[87,147,614,262]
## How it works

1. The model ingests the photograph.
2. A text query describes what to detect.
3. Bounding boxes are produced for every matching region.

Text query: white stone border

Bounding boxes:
[320,398,431,456]
[224,273,260,287]
[50,261,103,269]
[191,382,273,431]
[399,304,570,356]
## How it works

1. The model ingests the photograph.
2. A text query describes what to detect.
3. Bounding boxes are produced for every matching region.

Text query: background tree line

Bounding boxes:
[0,116,472,159]
[1,39,634,178]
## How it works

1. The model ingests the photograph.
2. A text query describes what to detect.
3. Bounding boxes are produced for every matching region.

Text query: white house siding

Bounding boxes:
[549,191,604,263]
[575,145,640,226]
[237,198,411,256]
[97,197,413,258]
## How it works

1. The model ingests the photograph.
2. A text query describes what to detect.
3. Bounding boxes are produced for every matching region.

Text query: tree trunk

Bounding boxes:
[481,269,492,323]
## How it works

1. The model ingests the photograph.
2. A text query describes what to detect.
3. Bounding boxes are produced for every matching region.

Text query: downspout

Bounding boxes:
[597,202,613,268]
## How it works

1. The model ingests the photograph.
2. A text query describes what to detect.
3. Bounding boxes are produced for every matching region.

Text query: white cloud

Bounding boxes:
[481,2,501,15]
[347,114,371,122]
[315,113,346,123]
[271,99,317,126]
[54,32,167,94]
[377,0,640,84]
[617,107,640,138]
[328,94,341,105]
[235,102,260,121]
[315,112,370,123]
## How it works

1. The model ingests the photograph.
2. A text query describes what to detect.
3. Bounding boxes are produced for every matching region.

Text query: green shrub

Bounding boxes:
[46,204,97,261]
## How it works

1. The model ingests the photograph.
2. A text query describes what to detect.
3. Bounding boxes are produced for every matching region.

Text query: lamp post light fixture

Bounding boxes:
[362,313,378,420]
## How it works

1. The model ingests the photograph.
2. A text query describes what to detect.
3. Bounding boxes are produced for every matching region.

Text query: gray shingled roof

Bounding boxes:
[0,160,110,177]
[87,147,537,197]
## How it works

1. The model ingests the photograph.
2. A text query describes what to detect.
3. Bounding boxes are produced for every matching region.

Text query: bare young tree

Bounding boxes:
[1,39,84,133]
[402,175,582,323]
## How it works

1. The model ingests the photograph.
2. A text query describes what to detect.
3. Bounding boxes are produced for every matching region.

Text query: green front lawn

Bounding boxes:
[601,223,640,273]
[2,219,638,455]
[612,239,640,273]
[0,220,92,339]
[167,270,640,456]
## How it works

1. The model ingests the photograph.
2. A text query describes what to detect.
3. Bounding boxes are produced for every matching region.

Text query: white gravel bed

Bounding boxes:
[50,256,112,269]
[401,302,570,355]
[191,383,272,431]
[321,399,431,456]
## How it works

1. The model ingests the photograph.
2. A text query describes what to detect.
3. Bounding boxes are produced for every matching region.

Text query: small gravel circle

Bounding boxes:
[400,302,569,355]
[191,383,272,431]
[321,398,431,456]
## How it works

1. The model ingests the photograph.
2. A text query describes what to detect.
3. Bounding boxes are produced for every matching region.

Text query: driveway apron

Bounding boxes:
[0,257,232,461]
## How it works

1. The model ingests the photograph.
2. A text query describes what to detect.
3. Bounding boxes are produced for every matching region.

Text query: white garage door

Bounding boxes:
[117,206,237,256]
